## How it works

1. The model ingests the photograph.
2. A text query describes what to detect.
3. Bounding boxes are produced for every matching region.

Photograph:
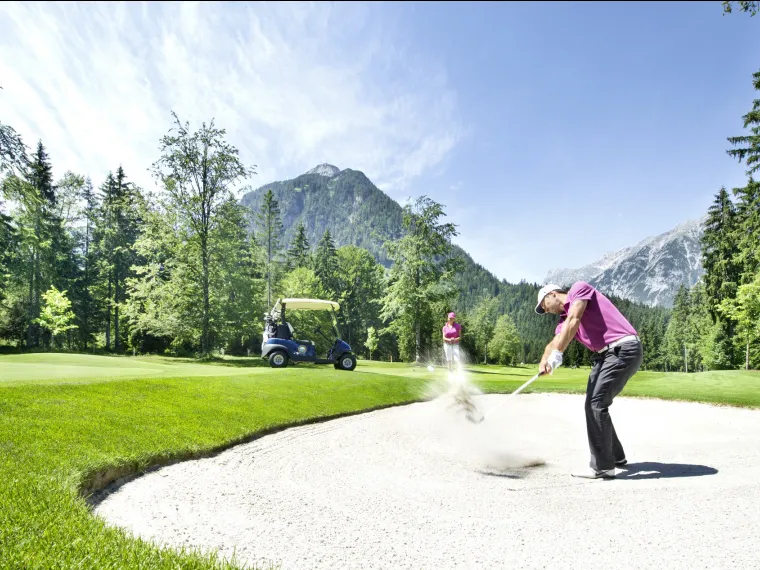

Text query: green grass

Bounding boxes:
[1,354,758,569]
[0,353,269,385]
[361,360,760,408]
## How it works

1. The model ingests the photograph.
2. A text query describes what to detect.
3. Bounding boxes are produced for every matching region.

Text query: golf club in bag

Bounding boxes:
[465,371,546,424]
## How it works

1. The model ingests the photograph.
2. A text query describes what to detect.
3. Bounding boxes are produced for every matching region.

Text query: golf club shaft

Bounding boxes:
[481,372,545,420]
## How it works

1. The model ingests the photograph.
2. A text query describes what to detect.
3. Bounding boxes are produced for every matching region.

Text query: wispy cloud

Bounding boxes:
[0,1,461,198]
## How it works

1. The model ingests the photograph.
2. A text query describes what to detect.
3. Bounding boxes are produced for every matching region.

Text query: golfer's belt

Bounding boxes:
[596,334,640,354]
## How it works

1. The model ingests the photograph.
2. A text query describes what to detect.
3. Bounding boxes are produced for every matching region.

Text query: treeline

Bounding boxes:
[0,112,509,363]
[0,112,704,368]
[667,73,760,371]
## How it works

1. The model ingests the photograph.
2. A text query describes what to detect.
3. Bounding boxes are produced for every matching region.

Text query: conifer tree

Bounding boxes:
[313,229,339,297]
[287,221,311,270]
[255,189,283,307]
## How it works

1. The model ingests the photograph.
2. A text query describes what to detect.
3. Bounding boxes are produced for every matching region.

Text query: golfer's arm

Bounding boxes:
[553,300,587,352]
[541,339,557,362]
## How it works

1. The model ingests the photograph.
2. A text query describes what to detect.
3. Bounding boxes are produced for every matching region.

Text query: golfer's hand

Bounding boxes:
[539,360,551,375]
[547,350,563,373]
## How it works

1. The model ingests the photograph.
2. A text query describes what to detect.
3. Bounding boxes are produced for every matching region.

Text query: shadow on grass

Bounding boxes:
[465,369,533,378]
[197,357,270,368]
[616,462,718,480]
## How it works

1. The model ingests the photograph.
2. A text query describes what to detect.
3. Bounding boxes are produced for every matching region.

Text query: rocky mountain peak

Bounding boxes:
[305,164,341,178]
[544,217,707,307]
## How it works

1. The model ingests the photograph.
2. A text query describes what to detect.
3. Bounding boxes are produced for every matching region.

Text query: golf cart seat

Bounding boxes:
[276,322,313,346]
[275,323,293,340]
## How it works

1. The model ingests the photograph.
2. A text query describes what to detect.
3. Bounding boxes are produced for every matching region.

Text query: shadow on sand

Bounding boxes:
[616,462,718,480]
[475,469,523,479]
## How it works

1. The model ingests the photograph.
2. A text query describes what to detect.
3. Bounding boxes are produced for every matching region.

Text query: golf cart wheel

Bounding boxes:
[335,353,357,371]
[269,351,289,368]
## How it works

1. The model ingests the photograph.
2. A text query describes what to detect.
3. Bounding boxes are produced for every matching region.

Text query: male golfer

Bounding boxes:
[536,281,643,479]
[442,312,462,371]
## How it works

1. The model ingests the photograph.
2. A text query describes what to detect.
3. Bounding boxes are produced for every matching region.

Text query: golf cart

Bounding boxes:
[261,298,357,371]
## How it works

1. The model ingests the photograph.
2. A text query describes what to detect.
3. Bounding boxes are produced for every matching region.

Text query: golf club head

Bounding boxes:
[466,409,484,424]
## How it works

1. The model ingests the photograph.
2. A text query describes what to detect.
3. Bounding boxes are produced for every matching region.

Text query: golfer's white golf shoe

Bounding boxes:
[571,467,616,479]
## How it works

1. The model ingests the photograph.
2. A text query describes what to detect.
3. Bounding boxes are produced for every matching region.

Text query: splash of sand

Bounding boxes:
[421,367,546,474]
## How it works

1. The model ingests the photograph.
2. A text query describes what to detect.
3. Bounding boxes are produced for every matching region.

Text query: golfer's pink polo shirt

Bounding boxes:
[442,323,461,343]
[555,281,637,352]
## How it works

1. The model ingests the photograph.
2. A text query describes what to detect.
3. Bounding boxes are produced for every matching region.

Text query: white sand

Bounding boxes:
[93,392,760,570]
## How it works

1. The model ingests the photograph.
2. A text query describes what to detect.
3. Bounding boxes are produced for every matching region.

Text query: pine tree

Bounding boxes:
[78,177,98,349]
[29,141,55,205]
[24,141,58,347]
[700,187,740,319]
[94,172,117,350]
[313,229,339,297]
[255,189,284,307]
[731,177,760,285]
[110,166,143,351]
[726,70,760,176]
[664,285,692,372]
[287,221,310,270]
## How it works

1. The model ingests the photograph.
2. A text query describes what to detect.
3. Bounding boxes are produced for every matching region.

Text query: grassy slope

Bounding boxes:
[361,360,760,408]
[1,354,758,569]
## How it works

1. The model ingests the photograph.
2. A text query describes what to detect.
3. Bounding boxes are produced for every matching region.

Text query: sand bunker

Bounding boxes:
[93,393,760,569]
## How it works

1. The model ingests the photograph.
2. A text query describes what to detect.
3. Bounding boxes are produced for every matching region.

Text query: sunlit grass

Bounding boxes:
[1,353,758,568]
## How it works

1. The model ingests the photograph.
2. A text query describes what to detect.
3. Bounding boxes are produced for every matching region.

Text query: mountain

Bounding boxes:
[241,164,404,266]
[239,164,669,363]
[544,218,706,308]
[240,163,499,289]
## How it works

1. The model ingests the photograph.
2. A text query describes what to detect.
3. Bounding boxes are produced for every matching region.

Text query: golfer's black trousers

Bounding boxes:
[586,339,643,471]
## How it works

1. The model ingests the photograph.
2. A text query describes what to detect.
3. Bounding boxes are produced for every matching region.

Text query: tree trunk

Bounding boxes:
[746,336,750,371]
[684,343,688,373]
[267,219,272,308]
[114,271,120,351]
[83,219,89,350]
[105,273,112,350]
[484,341,488,365]
[414,268,420,363]
[201,234,210,356]
[33,248,40,347]
[27,248,35,349]
[415,320,421,363]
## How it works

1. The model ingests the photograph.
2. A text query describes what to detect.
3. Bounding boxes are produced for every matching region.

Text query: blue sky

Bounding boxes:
[1,1,758,284]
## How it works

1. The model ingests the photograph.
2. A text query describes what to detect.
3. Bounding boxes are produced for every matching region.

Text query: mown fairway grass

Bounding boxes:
[1,354,758,569]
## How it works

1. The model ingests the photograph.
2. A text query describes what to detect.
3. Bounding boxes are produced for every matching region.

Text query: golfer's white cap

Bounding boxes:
[535,283,561,314]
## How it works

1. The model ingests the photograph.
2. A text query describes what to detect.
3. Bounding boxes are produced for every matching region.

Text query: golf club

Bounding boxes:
[466,371,546,424]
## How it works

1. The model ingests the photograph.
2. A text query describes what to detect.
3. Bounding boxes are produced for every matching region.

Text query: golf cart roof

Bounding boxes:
[274,298,340,312]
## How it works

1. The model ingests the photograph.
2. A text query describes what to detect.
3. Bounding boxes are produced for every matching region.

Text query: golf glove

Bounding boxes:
[547,350,563,373]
